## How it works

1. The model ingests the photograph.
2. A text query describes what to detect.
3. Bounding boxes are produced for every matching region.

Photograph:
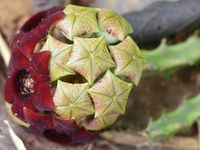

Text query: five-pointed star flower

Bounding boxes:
[97,8,133,43]
[88,70,133,118]
[57,5,99,40]
[53,81,94,120]
[67,37,116,84]
[41,35,75,81]
[109,36,146,85]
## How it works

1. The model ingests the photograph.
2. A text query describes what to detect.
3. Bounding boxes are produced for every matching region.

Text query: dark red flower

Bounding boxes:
[5,50,54,120]
[23,108,97,144]
[11,7,65,59]
[5,7,64,119]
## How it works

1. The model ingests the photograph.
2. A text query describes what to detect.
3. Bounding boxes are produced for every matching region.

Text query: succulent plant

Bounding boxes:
[144,35,200,78]
[146,94,200,142]
[4,5,145,144]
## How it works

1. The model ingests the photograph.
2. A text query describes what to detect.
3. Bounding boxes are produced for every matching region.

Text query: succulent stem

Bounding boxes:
[146,94,200,142]
[144,35,200,78]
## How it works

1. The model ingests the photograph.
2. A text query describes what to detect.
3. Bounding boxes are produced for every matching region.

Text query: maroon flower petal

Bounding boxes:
[72,129,98,144]
[31,51,51,75]
[43,129,73,144]
[4,73,17,103]
[12,98,37,121]
[23,108,74,144]
[53,117,79,134]
[9,50,29,72]
[45,7,64,16]
[21,7,63,33]
[11,8,65,58]
[32,82,55,111]
[23,108,54,133]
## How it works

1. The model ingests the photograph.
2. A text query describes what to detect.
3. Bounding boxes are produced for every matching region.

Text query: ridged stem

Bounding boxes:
[144,35,200,78]
[145,94,200,142]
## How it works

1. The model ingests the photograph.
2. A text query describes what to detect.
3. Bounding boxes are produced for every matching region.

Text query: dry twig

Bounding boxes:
[0,32,10,67]
[4,120,27,150]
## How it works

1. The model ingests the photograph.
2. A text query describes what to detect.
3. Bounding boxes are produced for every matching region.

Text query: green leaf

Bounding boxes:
[110,36,146,85]
[88,70,133,117]
[41,35,75,81]
[57,4,99,40]
[67,37,116,84]
[146,94,200,142]
[53,81,94,120]
[97,8,133,43]
[144,35,200,78]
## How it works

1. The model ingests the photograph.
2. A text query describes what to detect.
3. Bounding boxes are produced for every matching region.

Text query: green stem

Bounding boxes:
[143,36,200,142]
[143,35,200,78]
[145,94,200,142]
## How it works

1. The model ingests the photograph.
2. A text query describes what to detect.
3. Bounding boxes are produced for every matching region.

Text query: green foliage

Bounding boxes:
[144,35,200,78]
[143,35,200,142]
[145,94,200,142]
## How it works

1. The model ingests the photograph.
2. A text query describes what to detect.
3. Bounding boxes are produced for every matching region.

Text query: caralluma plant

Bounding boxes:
[4,5,145,144]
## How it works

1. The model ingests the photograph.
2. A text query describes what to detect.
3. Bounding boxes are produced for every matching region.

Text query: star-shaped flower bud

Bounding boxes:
[82,113,119,131]
[88,70,133,118]
[41,35,75,81]
[67,37,116,84]
[57,4,99,40]
[53,81,94,120]
[109,36,146,85]
[97,8,133,44]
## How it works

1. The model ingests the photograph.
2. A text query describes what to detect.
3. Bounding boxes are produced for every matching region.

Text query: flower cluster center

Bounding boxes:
[17,69,35,98]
